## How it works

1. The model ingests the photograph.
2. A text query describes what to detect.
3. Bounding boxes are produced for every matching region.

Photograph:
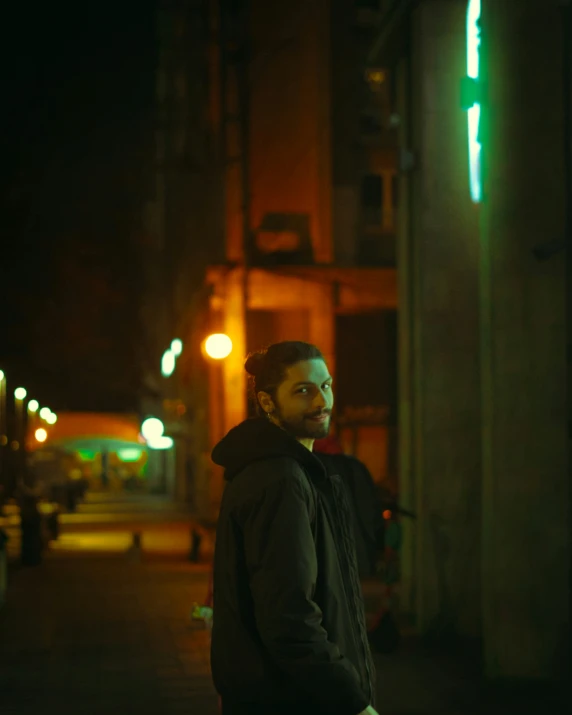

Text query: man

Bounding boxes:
[211,341,378,715]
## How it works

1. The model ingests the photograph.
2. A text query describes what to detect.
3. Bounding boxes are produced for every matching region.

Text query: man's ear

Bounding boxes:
[257,391,275,415]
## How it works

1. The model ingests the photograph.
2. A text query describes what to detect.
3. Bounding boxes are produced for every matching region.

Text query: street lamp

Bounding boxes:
[171,338,183,357]
[14,387,27,456]
[28,400,39,413]
[35,428,48,443]
[141,417,165,442]
[141,417,173,450]
[161,349,176,378]
[46,413,57,425]
[39,407,51,421]
[204,333,233,360]
[147,436,174,450]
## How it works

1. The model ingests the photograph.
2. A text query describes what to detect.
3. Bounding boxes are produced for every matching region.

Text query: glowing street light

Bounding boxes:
[46,412,57,425]
[39,407,52,421]
[35,428,48,443]
[171,338,183,357]
[141,417,173,450]
[141,417,165,442]
[28,400,39,413]
[204,333,233,360]
[161,349,176,378]
[147,435,174,450]
[14,387,27,401]
[0,370,4,382]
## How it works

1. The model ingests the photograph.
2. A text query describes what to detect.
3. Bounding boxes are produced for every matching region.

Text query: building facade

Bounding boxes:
[207,0,400,509]
[369,0,570,684]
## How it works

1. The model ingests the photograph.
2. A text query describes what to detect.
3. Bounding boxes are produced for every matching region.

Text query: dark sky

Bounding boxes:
[1,1,156,411]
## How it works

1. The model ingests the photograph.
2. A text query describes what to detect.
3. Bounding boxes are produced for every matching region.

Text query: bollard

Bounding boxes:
[189,528,202,563]
[126,531,143,562]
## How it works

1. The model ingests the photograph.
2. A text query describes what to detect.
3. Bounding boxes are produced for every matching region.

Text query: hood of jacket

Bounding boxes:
[212,417,327,483]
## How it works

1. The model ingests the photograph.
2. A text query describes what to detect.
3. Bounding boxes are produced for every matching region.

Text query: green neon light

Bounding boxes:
[117,448,144,463]
[466,0,482,203]
[77,449,97,462]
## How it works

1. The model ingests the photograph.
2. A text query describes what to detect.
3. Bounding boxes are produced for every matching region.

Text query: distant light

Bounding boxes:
[15,387,27,400]
[383,509,393,520]
[141,417,164,442]
[28,400,40,413]
[147,436,174,450]
[171,339,183,357]
[0,369,4,381]
[46,413,57,425]
[161,349,176,377]
[39,407,51,420]
[11,440,19,451]
[365,68,386,91]
[35,428,48,443]
[117,448,143,463]
[204,333,233,360]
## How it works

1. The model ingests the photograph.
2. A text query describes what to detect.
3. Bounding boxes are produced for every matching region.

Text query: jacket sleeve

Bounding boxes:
[237,467,370,715]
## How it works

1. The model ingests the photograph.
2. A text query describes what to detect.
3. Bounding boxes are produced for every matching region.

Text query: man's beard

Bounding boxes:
[274,407,331,440]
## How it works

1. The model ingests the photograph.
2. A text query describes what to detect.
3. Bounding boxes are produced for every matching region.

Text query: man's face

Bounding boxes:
[264,359,334,441]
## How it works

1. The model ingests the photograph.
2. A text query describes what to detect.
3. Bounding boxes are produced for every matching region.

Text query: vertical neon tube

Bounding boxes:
[467,0,482,203]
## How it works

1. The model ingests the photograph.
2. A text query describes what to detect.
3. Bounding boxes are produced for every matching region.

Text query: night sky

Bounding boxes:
[1,2,156,412]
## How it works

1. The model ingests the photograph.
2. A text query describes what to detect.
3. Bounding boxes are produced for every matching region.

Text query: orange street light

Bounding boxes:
[204,333,232,360]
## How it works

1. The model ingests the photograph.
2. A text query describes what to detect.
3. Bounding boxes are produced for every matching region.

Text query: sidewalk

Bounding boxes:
[0,492,216,563]
[0,548,565,715]
[0,554,219,715]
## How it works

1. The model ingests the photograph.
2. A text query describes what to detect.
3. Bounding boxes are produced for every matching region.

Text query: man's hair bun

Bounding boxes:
[244,351,266,377]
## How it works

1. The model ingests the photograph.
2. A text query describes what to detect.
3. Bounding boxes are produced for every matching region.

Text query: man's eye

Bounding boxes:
[323,383,332,390]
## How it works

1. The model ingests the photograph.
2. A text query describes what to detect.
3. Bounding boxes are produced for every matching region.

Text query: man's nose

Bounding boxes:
[313,392,327,410]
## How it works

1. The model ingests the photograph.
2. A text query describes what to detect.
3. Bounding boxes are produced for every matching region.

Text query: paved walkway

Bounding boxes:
[0,549,564,715]
[0,555,218,715]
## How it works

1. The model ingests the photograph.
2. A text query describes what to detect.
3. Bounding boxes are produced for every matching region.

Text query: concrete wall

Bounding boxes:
[401,0,483,640]
[479,0,569,680]
[397,0,570,680]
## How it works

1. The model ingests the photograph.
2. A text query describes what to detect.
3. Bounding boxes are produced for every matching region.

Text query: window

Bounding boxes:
[361,174,383,228]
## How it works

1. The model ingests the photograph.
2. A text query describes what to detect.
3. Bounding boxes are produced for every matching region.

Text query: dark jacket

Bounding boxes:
[315,454,385,579]
[210,418,376,715]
